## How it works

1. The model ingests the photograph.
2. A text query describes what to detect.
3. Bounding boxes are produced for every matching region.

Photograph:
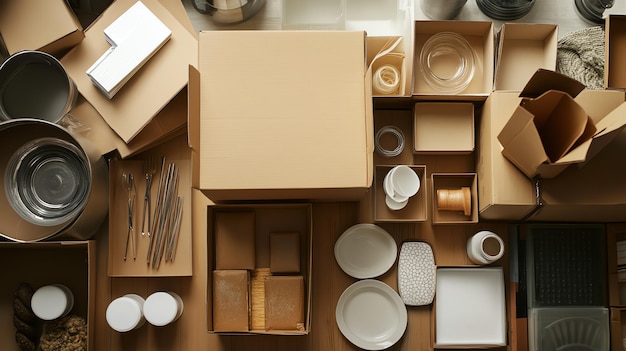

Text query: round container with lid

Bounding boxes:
[106,294,146,332]
[466,230,505,265]
[31,284,74,320]
[143,292,184,327]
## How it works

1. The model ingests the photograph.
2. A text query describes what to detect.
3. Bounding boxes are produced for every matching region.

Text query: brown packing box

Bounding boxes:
[494,23,557,91]
[0,241,95,351]
[414,102,474,154]
[264,276,305,331]
[215,211,256,270]
[206,204,312,335]
[270,232,301,274]
[213,270,250,332]
[0,0,84,58]
[61,0,197,143]
[497,69,626,179]
[188,30,373,201]
[605,15,626,89]
[413,20,494,101]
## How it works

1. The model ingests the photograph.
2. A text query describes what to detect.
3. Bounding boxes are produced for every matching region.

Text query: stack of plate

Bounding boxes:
[476,0,535,20]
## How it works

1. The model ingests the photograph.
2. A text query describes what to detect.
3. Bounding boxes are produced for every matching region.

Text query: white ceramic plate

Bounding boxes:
[336,279,408,350]
[334,223,397,279]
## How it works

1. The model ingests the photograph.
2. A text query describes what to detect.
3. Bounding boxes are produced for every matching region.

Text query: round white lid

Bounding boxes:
[31,285,72,320]
[143,292,179,326]
[106,296,143,332]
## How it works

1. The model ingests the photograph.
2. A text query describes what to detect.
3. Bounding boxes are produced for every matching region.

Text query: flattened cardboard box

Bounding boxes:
[189,30,373,201]
[61,0,197,143]
[497,69,626,179]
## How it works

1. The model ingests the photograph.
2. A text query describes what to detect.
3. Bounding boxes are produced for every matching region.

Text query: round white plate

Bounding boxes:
[336,279,408,350]
[335,223,397,279]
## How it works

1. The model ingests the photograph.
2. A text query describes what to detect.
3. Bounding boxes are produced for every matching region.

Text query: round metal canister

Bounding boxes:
[0,118,108,242]
[0,50,77,123]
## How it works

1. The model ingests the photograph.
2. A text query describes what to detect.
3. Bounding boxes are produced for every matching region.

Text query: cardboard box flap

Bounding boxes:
[519,69,586,99]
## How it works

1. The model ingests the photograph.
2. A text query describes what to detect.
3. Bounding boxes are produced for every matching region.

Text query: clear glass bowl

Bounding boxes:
[419,32,476,94]
[4,137,90,226]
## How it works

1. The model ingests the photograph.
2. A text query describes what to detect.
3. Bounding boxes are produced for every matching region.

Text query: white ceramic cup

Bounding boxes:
[106,294,146,332]
[383,171,409,202]
[31,284,74,320]
[385,194,408,210]
[466,230,504,265]
[388,165,420,198]
[143,291,184,327]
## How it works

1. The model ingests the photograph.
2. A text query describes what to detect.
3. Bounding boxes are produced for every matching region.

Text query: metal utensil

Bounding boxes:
[140,157,158,237]
[123,172,136,261]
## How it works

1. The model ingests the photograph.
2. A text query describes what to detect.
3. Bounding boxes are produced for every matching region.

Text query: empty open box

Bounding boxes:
[432,173,478,224]
[414,102,474,154]
[374,165,427,222]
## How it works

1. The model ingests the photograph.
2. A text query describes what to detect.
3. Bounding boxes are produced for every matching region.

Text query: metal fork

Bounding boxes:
[123,172,137,261]
[141,157,158,237]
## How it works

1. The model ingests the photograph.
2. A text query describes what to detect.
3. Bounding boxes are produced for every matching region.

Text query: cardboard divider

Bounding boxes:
[206,204,312,335]
[431,173,478,224]
[414,102,474,154]
[605,15,626,89]
[0,241,95,351]
[374,165,427,222]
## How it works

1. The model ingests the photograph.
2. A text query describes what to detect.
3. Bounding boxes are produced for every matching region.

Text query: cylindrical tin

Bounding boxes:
[31,284,74,321]
[0,119,108,242]
[106,294,146,332]
[143,291,184,327]
[0,50,77,124]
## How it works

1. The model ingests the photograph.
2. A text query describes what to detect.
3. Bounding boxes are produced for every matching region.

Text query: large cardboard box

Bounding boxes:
[0,0,84,58]
[0,241,96,351]
[61,0,197,143]
[494,23,557,91]
[497,69,626,179]
[189,30,373,201]
[206,204,312,335]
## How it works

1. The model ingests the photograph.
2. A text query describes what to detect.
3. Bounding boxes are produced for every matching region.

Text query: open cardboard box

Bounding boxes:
[414,102,474,154]
[189,30,373,202]
[0,0,84,58]
[0,241,95,351]
[431,173,478,224]
[605,15,626,89]
[206,204,312,335]
[494,23,557,91]
[368,36,408,97]
[374,165,427,222]
[413,20,494,101]
[498,69,626,179]
[61,0,197,144]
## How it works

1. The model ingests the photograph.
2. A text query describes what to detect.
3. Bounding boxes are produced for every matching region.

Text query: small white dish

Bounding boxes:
[383,172,409,202]
[385,194,408,210]
[334,223,397,279]
[336,279,407,350]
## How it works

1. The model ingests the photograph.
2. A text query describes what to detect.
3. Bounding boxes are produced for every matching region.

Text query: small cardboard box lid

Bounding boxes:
[498,69,626,179]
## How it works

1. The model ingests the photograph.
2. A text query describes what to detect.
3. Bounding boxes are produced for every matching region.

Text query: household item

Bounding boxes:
[140,157,158,237]
[435,267,506,347]
[123,172,136,261]
[86,1,172,99]
[334,223,397,279]
[213,270,250,332]
[397,241,436,306]
[556,26,605,90]
[375,125,405,158]
[335,279,407,350]
[0,118,108,242]
[575,0,614,24]
[476,0,536,20]
[191,0,266,25]
[466,230,504,265]
[372,64,401,95]
[383,165,421,210]
[420,0,467,19]
[264,276,305,331]
[143,291,183,326]
[31,284,74,321]
[106,294,146,332]
[436,187,471,216]
[0,50,77,123]
[420,32,476,94]
[528,307,609,351]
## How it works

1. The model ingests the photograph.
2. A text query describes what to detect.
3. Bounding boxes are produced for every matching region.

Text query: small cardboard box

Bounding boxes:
[0,0,84,58]
[413,20,494,100]
[497,69,626,179]
[368,36,409,97]
[431,173,478,224]
[189,30,373,201]
[61,0,197,143]
[414,102,474,154]
[605,15,626,89]
[0,241,95,351]
[206,204,312,335]
[495,23,557,91]
[374,165,427,222]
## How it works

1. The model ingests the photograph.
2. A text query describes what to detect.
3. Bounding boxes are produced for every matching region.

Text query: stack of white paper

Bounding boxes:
[86,1,171,99]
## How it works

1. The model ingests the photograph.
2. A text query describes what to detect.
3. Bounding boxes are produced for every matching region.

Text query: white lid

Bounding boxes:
[143,292,182,326]
[31,285,73,320]
[106,295,144,332]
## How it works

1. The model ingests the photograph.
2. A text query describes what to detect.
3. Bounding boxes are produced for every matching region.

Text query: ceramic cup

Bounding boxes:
[383,166,420,211]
